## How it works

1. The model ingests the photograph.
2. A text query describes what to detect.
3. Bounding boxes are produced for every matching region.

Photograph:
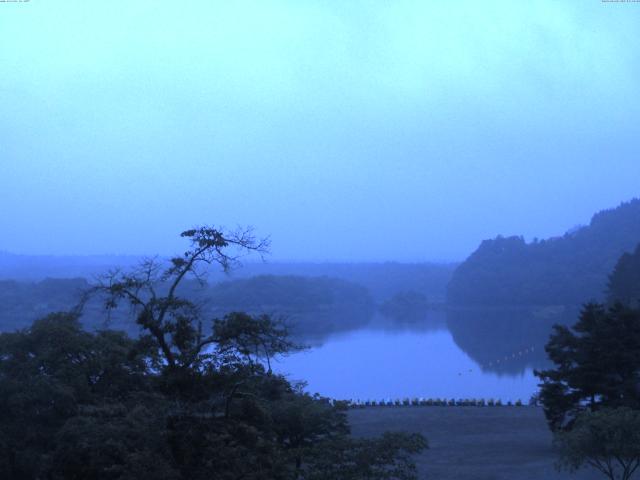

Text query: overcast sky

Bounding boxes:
[1,1,639,262]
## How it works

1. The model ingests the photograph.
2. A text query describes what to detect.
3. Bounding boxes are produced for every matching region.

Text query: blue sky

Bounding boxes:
[1,1,639,261]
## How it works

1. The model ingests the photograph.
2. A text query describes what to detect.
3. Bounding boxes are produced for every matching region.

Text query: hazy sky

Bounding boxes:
[1,1,639,261]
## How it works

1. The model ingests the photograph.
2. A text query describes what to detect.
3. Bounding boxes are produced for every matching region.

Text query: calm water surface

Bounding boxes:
[275,320,541,402]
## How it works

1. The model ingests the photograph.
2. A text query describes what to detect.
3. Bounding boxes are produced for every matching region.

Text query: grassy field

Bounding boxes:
[348,406,601,480]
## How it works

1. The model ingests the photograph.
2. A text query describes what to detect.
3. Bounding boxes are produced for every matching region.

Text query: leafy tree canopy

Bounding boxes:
[555,407,640,480]
[536,303,640,431]
[0,226,426,479]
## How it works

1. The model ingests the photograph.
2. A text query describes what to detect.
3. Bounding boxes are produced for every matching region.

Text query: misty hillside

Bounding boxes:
[607,242,640,307]
[0,278,89,332]
[447,198,640,306]
[0,275,375,338]
[206,275,371,310]
[203,275,375,336]
[0,256,456,303]
[0,252,141,280]
[221,262,456,303]
[0,257,455,338]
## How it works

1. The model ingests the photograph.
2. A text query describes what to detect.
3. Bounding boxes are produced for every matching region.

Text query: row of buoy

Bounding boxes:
[338,398,528,407]
[483,345,536,369]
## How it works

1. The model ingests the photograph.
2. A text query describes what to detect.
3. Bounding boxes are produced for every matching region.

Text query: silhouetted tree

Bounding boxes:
[92,226,269,371]
[0,227,427,479]
[0,313,152,479]
[555,408,640,480]
[213,311,300,374]
[536,303,640,431]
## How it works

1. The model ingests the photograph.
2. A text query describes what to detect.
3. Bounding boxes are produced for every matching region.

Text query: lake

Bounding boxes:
[274,308,576,402]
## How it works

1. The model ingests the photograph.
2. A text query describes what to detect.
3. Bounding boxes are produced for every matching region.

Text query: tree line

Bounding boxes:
[448,198,640,306]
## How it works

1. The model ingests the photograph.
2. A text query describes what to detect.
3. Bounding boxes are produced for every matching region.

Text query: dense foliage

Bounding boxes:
[555,407,640,480]
[447,198,640,306]
[0,313,346,479]
[608,243,640,308]
[535,303,640,431]
[0,227,426,479]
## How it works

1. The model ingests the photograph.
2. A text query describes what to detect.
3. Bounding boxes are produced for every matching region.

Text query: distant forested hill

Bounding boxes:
[447,198,640,306]
[0,275,375,338]
[0,254,456,303]
[0,278,90,332]
[202,275,375,336]
[0,252,140,280]
[206,275,371,310]
[223,262,457,303]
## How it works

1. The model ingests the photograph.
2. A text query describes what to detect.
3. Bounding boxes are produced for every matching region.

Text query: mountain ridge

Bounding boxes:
[447,198,640,306]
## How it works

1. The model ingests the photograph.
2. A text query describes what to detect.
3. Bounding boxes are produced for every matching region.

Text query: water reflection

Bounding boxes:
[446,306,580,375]
[293,308,446,348]
[276,306,580,401]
